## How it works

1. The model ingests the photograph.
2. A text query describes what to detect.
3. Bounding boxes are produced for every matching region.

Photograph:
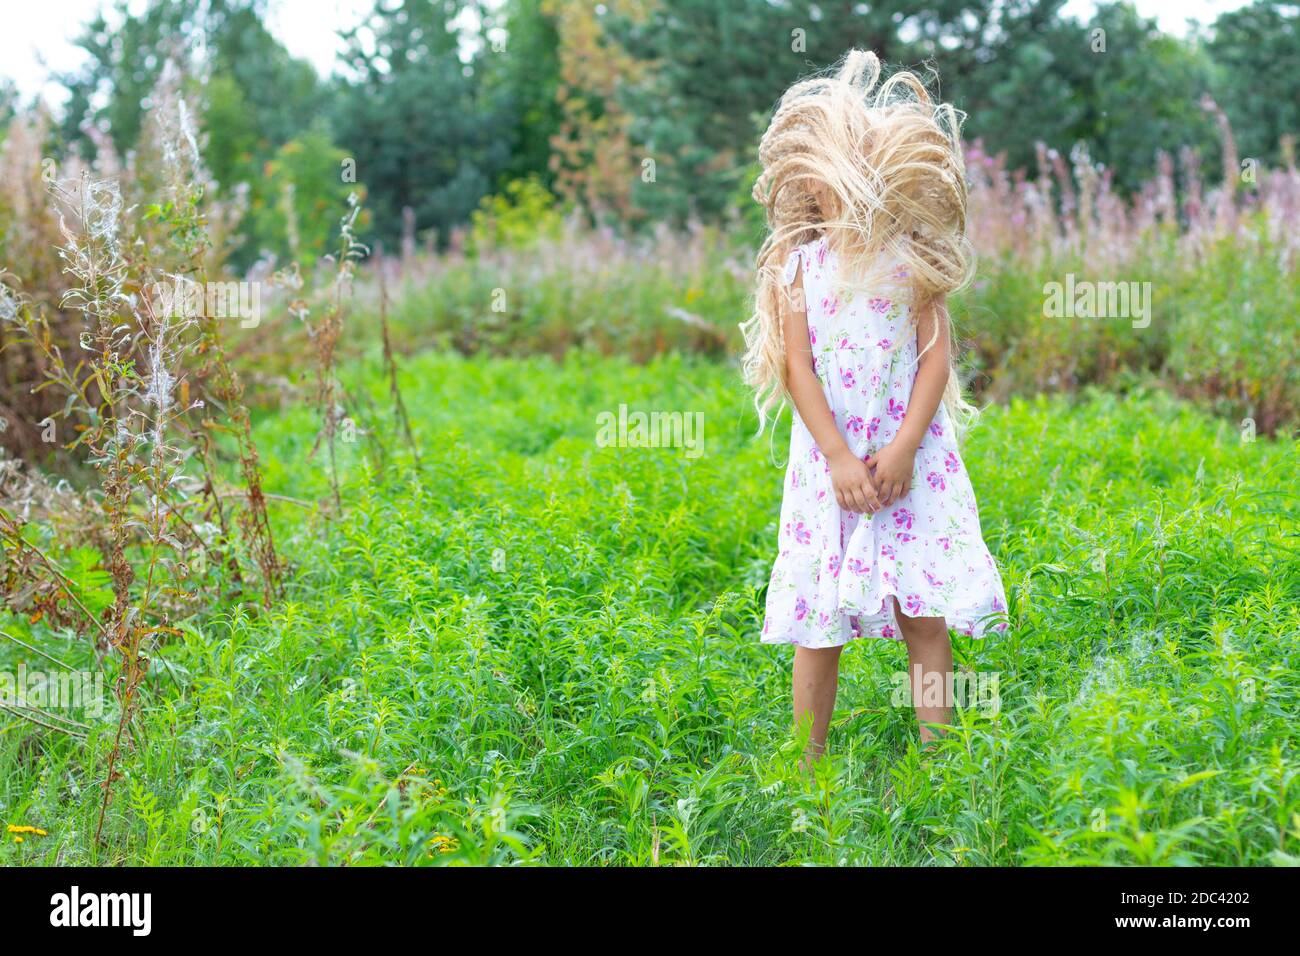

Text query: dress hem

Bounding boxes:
[761,588,1008,649]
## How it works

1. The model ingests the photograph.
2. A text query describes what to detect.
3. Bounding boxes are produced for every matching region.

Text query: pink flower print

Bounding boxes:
[944,451,960,473]
[785,521,812,546]
[810,447,822,463]
[882,623,896,639]
[876,338,892,350]
[821,295,840,316]
[893,508,915,530]
[927,471,946,492]
[840,367,855,389]
[869,373,881,390]
[827,553,841,577]
[881,544,896,560]
[866,417,880,440]
[923,570,944,587]
[818,612,832,628]
[816,242,827,265]
[868,297,891,314]
[847,558,871,575]
[904,594,925,615]
[887,398,906,421]
[882,570,897,587]
[896,533,916,543]
[808,327,817,346]
[992,595,1006,613]
[794,596,809,621]
[929,421,943,438]
[790,470,800,489]
[937,536,952,552]
[845,414,864,435]
[838,336,852,349]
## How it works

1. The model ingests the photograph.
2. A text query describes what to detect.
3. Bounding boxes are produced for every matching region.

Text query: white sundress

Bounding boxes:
[761,234,1008,648]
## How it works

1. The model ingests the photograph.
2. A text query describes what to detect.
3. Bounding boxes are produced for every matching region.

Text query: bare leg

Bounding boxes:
[793,644,843,765]
[894,605,953,744]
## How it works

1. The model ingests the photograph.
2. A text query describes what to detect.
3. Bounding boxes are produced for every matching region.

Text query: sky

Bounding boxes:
[0,0,1257,107]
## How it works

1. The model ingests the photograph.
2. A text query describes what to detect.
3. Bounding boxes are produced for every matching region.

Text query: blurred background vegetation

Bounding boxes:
[2,0,1293,261]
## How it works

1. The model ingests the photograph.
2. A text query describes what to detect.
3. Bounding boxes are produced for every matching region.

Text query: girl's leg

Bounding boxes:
[893,605,954,744]
[792,644,843,764]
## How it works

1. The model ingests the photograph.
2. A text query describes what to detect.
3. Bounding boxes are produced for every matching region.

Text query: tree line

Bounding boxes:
[3,0,1295,266]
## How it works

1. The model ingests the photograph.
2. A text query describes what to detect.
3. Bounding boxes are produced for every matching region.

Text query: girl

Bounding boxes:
[742,50,1007,757]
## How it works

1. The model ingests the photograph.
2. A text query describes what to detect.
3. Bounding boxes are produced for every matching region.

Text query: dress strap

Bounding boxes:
[781,246,803,286]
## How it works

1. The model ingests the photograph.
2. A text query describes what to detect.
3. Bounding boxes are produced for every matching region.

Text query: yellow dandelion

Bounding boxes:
[6,824,48,837]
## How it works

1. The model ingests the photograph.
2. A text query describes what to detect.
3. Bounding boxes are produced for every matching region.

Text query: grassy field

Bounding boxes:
[2,350,1298,865]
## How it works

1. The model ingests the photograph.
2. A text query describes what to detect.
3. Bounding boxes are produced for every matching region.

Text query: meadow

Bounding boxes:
[2,21,1298,868]
[3,350,1297,865]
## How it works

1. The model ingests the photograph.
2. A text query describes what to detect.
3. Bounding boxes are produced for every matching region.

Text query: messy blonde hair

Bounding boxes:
[741,49,977,436]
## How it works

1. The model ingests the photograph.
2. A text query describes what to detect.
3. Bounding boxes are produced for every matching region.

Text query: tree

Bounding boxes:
[247,123,363,267]
[59,0,323,162]
[331,0,512,247]
[482,0,564,190]
[202,2,330,189]
[1208,0,1300,169]
[610,0,1080,223]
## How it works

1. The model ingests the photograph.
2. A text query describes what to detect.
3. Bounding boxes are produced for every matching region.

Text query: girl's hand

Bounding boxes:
[865,440,916,509]
[828,447,882,514]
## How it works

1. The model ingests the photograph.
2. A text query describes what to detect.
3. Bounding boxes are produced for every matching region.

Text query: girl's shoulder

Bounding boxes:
[784,233,831,285]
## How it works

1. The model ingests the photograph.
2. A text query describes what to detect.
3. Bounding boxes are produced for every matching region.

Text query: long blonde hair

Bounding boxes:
[741,49,977,436]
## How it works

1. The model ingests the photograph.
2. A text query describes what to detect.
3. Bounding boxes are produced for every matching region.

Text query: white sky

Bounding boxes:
[0,0,1256,108]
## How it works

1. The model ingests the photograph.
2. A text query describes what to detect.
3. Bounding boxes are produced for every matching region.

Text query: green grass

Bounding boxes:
[2,350,1298,865]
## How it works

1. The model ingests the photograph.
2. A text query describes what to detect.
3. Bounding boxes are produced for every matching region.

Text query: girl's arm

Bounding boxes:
[868,295,950,507]
[782,260,881,514]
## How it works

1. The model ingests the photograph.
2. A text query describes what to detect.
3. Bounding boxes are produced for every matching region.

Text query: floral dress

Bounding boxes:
[761,235,1008,648]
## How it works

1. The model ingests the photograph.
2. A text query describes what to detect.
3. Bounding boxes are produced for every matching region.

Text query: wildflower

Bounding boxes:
[428,834,460,855]
[7,824,48,837]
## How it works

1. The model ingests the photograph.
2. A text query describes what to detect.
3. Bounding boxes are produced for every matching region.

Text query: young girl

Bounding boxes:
[742,50,1007,756]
